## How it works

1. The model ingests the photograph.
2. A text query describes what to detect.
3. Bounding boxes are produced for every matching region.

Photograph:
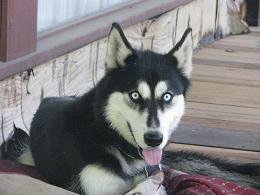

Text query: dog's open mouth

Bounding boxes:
[141,148,162,165]
[127,122,163,165]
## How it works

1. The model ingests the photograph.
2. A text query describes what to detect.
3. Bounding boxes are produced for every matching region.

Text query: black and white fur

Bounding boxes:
[3,23,260,194]
[29,23,193,194]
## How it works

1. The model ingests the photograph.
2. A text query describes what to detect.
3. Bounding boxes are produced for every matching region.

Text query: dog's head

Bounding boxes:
[101,23,192,165]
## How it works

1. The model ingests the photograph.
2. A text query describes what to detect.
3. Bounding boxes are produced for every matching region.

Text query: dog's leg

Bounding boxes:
[79,164,131,195]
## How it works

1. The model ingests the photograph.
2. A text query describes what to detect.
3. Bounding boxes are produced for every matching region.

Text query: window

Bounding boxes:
[38,0,130,32]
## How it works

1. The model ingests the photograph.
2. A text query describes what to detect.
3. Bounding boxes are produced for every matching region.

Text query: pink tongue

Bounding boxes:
[142,149,162,165]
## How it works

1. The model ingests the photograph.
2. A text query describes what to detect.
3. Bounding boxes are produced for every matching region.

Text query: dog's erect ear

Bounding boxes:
[168,28,193,79]
[105,23,134,71]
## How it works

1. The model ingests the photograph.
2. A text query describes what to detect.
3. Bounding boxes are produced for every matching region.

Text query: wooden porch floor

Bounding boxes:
[168,27,260,163]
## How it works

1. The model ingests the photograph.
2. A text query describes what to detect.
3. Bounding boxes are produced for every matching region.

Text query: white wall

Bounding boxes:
[37,0,129,32]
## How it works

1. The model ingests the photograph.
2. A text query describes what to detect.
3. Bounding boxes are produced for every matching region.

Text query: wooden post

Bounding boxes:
[0,0,37,62]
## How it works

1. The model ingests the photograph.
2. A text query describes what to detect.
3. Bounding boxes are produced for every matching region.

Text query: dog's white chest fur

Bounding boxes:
[80,164,131,195]
[79,147,147,195]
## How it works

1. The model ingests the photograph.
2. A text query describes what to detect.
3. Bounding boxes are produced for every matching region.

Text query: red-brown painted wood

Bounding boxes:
[0,0,37,62]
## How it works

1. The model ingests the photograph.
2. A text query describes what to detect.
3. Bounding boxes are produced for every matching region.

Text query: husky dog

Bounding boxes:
[3,23,259,194]
[28,23,193,194]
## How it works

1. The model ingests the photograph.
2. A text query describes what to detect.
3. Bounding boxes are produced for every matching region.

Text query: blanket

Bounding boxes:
[0,160,259,195]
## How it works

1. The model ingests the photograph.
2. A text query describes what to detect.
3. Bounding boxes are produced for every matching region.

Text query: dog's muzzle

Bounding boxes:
[127,122,163,165]
[144,131,163,147]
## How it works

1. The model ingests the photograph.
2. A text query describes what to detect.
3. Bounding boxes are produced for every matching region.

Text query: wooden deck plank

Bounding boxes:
[194,48,260,66]
[172,124,260,151]
[193,58,260,70]
[207,42,260,53]
[187,81,260,109]
[250,27,260,33]
[192,64,260,87]
[204,32,260,53]
[185,102,260,124]
[218,33,260,43]
[181,116,260,132]
[173,28,260,153]
[166,143,260,163]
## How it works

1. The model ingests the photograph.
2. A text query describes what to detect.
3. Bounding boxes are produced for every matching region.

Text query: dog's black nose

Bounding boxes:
[144,131,163,147]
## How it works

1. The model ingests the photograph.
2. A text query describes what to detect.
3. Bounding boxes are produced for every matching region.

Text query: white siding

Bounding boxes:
[37,0,129,32]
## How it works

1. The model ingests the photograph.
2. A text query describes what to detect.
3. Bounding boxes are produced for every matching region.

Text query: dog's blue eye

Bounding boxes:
[162,93,173,102]
[130,91,141,102]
